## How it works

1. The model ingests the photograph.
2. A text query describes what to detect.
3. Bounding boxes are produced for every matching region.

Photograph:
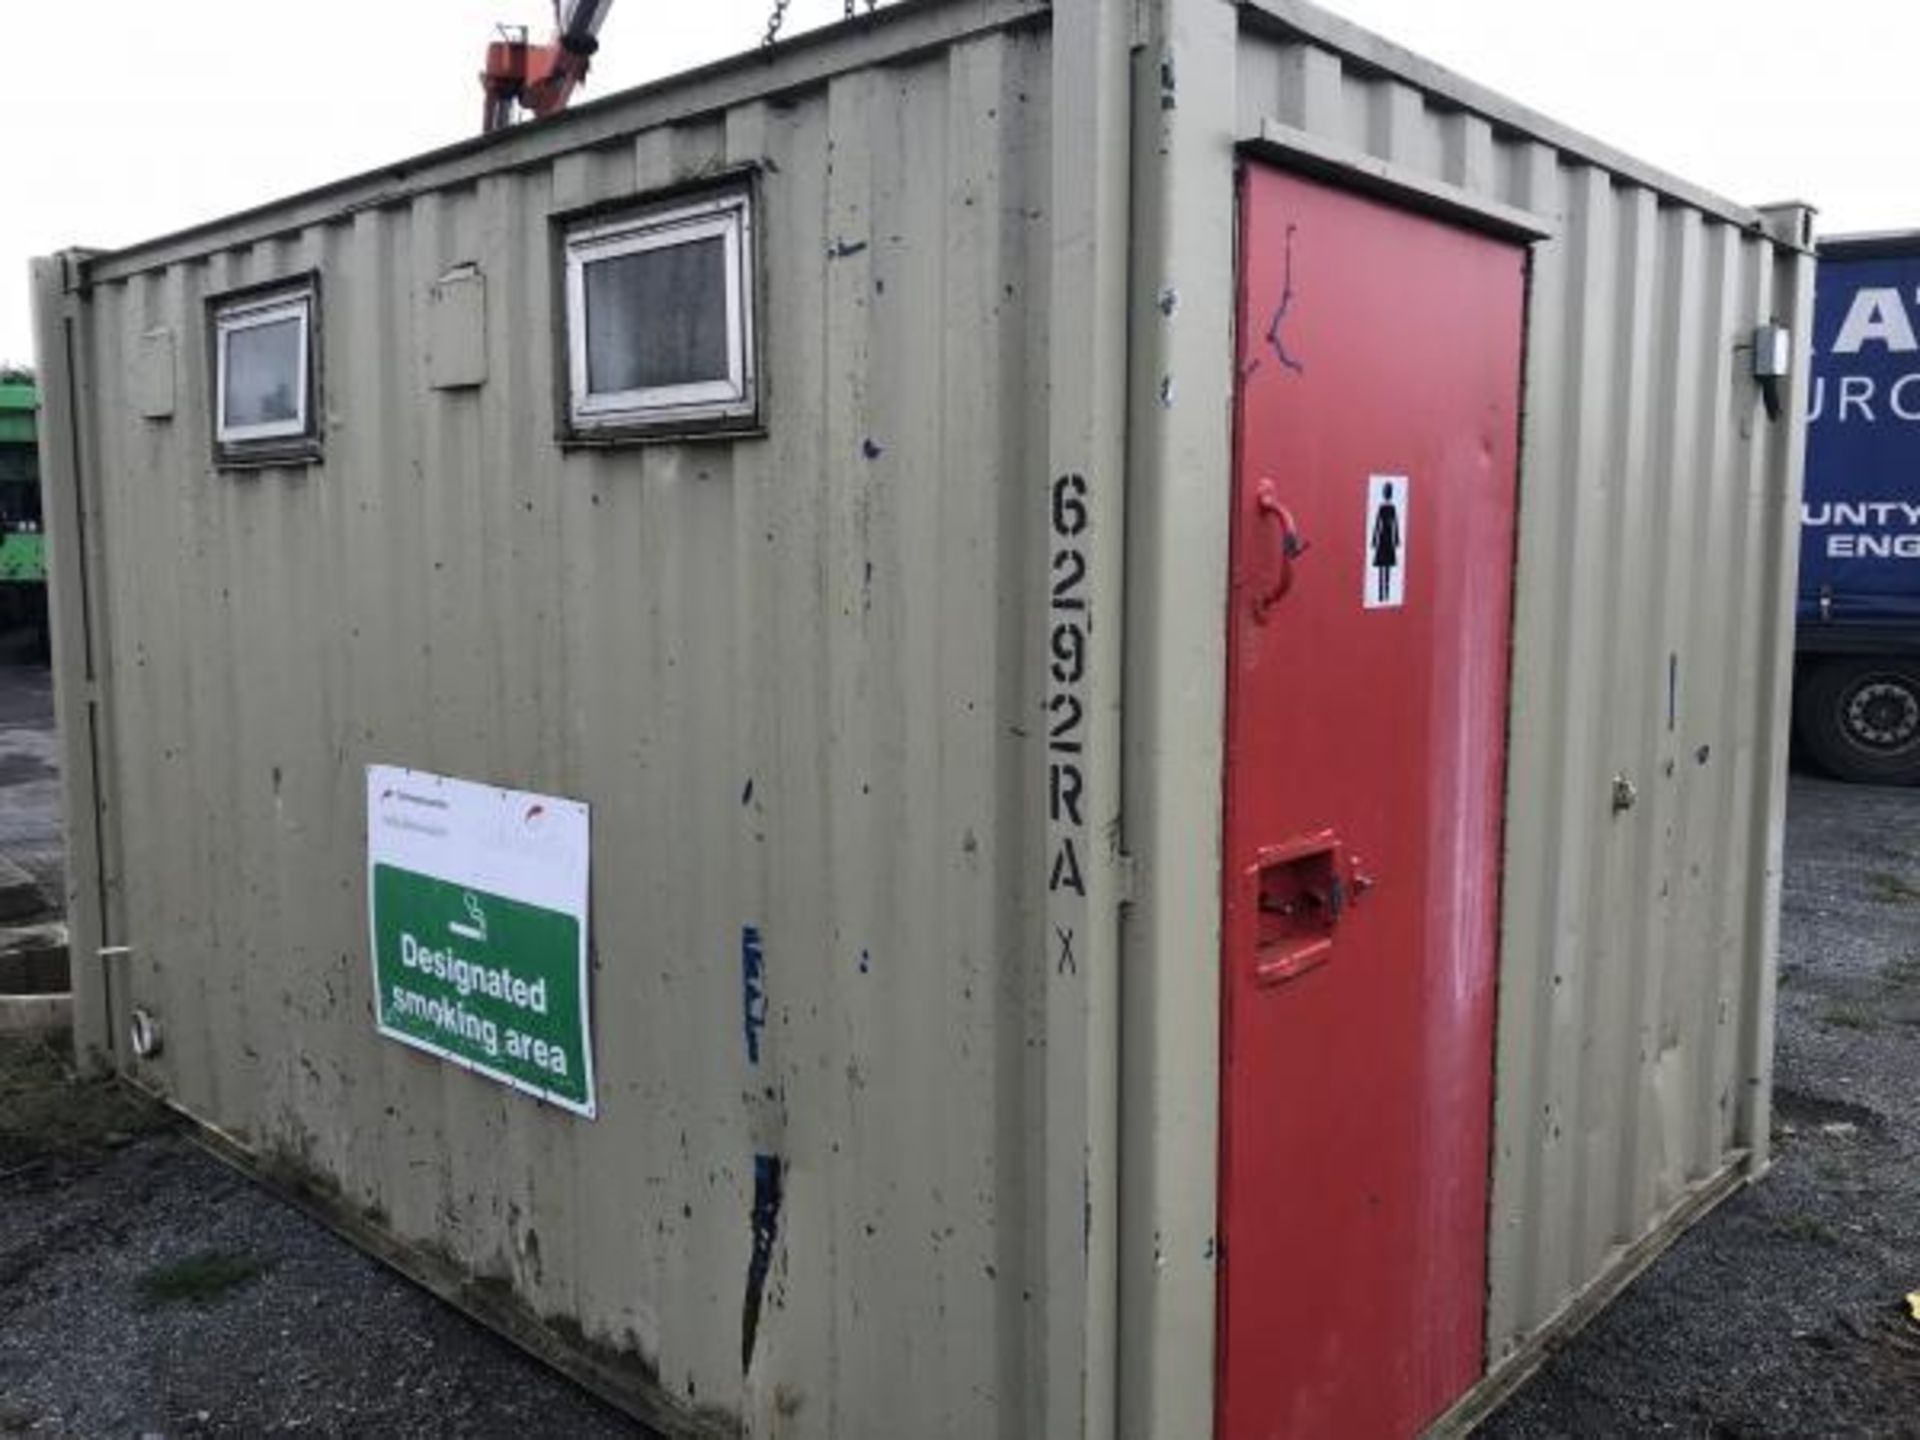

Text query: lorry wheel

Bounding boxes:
[1796,658,1920,785]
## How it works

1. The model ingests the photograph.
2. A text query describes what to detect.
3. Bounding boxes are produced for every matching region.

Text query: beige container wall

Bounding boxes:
[41,10,1061,1437]
[1233,0,1812,1373]
[37,0,1817,1435]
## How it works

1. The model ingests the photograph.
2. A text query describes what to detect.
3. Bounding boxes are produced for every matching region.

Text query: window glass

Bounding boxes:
[584,235,729,394]
[212,286,314,457]
[223,315,305,430]
[562,187,756,435]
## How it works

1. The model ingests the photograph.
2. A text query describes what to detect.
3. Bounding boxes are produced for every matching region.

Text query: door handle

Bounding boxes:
[1250,833,1370,986]
[1253,478,1307,622]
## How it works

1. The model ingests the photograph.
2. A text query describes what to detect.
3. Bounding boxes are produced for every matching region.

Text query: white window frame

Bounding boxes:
[214,289,313,446]
[564,189,756,432]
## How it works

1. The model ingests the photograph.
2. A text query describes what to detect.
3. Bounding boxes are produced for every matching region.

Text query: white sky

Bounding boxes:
[5,0,1911,365]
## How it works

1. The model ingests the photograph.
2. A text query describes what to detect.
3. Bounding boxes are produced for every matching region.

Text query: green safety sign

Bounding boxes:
[366,766,595,1116]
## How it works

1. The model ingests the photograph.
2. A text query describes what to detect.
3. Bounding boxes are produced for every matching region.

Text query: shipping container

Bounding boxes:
[1793,230,1920,783]
[0,378,47,644]
[31,0,1813,1435]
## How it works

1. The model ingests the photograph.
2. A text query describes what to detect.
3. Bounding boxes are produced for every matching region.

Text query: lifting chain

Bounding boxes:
[765,0,879,48]
[762,0,791,47]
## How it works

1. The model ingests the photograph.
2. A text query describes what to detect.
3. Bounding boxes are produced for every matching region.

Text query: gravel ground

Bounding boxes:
[0,1040,645,1438]
[0,661,62,905]
[1486,774,1920,1438]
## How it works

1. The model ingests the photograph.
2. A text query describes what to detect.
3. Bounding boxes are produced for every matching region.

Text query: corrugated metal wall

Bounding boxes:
[47,11,1058,1437]
[40,0,1815,1433]
[1235,0,1811,1374]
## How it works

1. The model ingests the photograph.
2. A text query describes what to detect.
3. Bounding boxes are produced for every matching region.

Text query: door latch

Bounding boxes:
[1249,830,1365,986]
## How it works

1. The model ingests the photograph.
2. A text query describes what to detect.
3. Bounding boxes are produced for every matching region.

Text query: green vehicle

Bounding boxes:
[0,377,47,648]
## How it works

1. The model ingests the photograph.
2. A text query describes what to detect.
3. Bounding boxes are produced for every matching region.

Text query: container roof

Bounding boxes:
[76,0,1044,285]
[1239,0,1773,235]
[67,0,1798,288]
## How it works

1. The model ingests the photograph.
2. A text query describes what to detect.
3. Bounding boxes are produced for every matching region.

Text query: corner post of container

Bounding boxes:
[1114,0,1240,1436]
[30,251,120,1075]
[1737,202,1817,1177]
[1041,1,1133,1437]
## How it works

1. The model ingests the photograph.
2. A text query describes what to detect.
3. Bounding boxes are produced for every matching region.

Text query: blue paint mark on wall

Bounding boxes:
[741,1151,784,1370]
[742,925,767,1066]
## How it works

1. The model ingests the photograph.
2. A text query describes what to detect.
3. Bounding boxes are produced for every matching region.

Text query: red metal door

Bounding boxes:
[1219,163,1526,1439]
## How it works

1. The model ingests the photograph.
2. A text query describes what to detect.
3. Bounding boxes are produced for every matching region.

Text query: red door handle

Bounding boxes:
[1250,831,1343,985]
[1253,478,1307,621]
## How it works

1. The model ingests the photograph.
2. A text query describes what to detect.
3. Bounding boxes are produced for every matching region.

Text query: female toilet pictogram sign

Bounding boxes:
[1364,474,1408,609]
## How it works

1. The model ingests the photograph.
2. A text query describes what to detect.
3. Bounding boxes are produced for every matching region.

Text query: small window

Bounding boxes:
[213,284,317,460]
[564,189,756,436]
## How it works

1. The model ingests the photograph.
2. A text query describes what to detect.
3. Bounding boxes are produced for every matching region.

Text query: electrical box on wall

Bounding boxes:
[1752,322,1792,378]
[427,265,488,391]
[135,328,175,421]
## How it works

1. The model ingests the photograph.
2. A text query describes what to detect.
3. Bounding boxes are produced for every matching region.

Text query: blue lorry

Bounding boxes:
[1796,232,1920,784]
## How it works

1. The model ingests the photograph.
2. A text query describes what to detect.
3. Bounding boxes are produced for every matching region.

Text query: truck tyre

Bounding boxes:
[1796,657,1920,785]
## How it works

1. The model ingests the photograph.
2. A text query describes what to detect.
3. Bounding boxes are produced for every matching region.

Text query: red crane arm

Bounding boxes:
[481,0,615,133]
